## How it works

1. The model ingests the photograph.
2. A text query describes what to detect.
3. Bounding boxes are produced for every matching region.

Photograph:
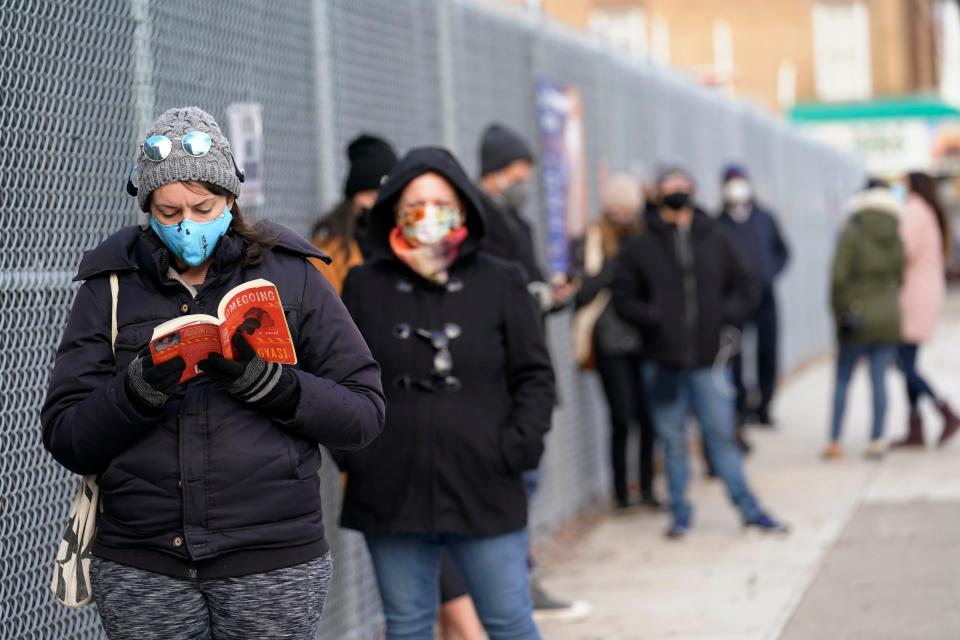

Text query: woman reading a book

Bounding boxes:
[42,107,385,639]
[335,147,555,639]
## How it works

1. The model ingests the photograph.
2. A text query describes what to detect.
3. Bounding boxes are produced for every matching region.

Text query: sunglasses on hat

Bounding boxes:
[127,131,244,197]
[142,131,213,162]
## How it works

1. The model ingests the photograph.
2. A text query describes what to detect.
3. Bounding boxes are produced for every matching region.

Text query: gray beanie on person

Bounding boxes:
[135,106,241,211]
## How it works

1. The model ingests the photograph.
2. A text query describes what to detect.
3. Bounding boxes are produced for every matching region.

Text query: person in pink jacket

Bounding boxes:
[893,171,959,447]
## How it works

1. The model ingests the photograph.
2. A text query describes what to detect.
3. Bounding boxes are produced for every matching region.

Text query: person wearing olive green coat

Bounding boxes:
[824,184,904,461]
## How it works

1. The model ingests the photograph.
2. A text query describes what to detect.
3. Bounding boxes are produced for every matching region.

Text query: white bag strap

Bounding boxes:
[109,273,119,356]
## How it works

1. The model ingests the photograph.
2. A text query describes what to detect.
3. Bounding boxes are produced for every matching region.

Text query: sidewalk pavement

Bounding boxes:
[539,298,960,640]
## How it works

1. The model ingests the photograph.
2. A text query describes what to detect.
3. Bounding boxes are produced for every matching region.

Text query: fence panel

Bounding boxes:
[0,1,862,638]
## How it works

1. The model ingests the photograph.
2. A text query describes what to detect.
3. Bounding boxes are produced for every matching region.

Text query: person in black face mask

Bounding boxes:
[612,168,789,539]
[477,123,577,313]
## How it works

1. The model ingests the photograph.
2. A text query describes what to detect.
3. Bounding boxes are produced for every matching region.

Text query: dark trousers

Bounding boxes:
[731,287,779,419]
[896,343,939,412]
[595,351,656,505]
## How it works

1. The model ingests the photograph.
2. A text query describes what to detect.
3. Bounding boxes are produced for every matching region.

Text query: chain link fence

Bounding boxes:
[0,1,862,638]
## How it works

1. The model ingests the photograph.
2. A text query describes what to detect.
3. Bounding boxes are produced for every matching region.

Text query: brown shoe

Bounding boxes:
[893,413,925,448]
[822,443,844,460]
[938,402,960,447]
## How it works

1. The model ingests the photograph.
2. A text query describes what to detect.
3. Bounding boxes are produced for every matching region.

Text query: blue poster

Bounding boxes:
[536,78,588,275]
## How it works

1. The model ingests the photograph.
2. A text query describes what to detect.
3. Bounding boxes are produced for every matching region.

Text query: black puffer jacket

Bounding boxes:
[336,147,555,536]
[612,210,758,369]
[41,224,385,578]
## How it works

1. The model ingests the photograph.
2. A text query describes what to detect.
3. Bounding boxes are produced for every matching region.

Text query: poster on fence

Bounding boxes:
[535,78,589,275]
[226,103,265,208]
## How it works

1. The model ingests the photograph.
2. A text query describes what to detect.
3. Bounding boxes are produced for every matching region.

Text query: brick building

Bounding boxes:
[529,0,947,113]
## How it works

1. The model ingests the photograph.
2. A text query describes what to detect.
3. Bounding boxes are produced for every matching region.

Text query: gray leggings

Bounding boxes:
[90,553,332,640]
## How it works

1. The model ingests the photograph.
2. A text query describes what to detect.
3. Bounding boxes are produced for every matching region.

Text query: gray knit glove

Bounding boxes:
[198,332,299,415]
[125,353,186,411]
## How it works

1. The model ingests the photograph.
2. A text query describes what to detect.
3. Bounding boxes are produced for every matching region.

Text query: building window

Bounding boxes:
[713,19,733,82]
[590,7,648,59]
[813,0,872,101]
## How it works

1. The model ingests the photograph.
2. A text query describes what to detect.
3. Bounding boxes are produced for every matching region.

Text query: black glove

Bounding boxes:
[198,332,299,417]
[125,351,186,412]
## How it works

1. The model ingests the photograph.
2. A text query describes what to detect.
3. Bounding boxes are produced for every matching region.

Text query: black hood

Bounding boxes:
[366,146,486,259]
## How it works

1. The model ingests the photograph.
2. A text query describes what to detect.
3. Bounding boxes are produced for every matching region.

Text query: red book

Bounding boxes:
[150,278,297,382]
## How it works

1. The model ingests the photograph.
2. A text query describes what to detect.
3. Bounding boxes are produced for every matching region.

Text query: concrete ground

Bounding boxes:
[539,299,960,640]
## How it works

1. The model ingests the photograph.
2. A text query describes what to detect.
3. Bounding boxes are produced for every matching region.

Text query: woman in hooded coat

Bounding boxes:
[335,147,555,640]
[824,182,904,460]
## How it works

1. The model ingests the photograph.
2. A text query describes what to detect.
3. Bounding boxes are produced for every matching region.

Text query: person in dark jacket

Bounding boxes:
[716,165,790,426]
[824,182,904,461]
[612,167,788,539]
[476,123,587,621]
[41,107,385,639]
[336,147,555,639]
[310,133,398,293]
[478,122,577,311]
[573,173,660,510]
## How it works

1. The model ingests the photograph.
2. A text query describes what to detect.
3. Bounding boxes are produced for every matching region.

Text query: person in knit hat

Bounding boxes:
[477,124,540,281]
[311,133,398,293]
[476,123,586,622]
[477,123,577,313]
[716,164,790,428]
[42,106,385,638]
[572,173,662,511]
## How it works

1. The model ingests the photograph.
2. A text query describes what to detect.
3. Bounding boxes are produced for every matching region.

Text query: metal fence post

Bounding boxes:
[131,0,154,144]
[312,0,338,208]
[436,0,458,152]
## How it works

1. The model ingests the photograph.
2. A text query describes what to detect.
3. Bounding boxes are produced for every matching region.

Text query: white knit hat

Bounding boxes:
[601,174,642,212]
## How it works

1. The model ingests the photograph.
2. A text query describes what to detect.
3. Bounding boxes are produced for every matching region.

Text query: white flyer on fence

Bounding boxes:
[226,102,265,208]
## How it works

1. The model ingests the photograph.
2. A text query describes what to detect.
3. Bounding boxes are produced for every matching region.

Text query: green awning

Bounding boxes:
[789,96,960,122]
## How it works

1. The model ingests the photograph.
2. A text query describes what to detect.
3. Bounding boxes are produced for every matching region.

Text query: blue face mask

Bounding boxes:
[150,206,233,267]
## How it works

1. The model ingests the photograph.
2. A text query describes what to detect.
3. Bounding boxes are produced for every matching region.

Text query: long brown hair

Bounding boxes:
[146,181,278,268]
[907,172,952,260]
[598,214,641,257]
[310,198,357,260]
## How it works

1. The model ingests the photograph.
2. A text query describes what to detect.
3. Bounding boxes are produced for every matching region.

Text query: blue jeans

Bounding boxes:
[365,529,540,640]
[644,364,762,522]
[831,344,895,442]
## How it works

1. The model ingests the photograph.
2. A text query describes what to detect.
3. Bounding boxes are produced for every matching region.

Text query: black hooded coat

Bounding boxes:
[41,223,385,578]
[336,147,556,536]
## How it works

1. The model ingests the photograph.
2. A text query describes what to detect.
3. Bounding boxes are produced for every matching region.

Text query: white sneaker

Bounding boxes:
[532,599,592,624]
[864,439,888,460]
[530,579,592,623]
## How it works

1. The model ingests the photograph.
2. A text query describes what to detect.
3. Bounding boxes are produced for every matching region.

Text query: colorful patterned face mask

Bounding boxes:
[397,204,462,246]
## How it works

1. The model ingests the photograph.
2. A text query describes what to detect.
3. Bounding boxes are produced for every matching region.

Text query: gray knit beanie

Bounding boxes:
[135,106,241,211]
